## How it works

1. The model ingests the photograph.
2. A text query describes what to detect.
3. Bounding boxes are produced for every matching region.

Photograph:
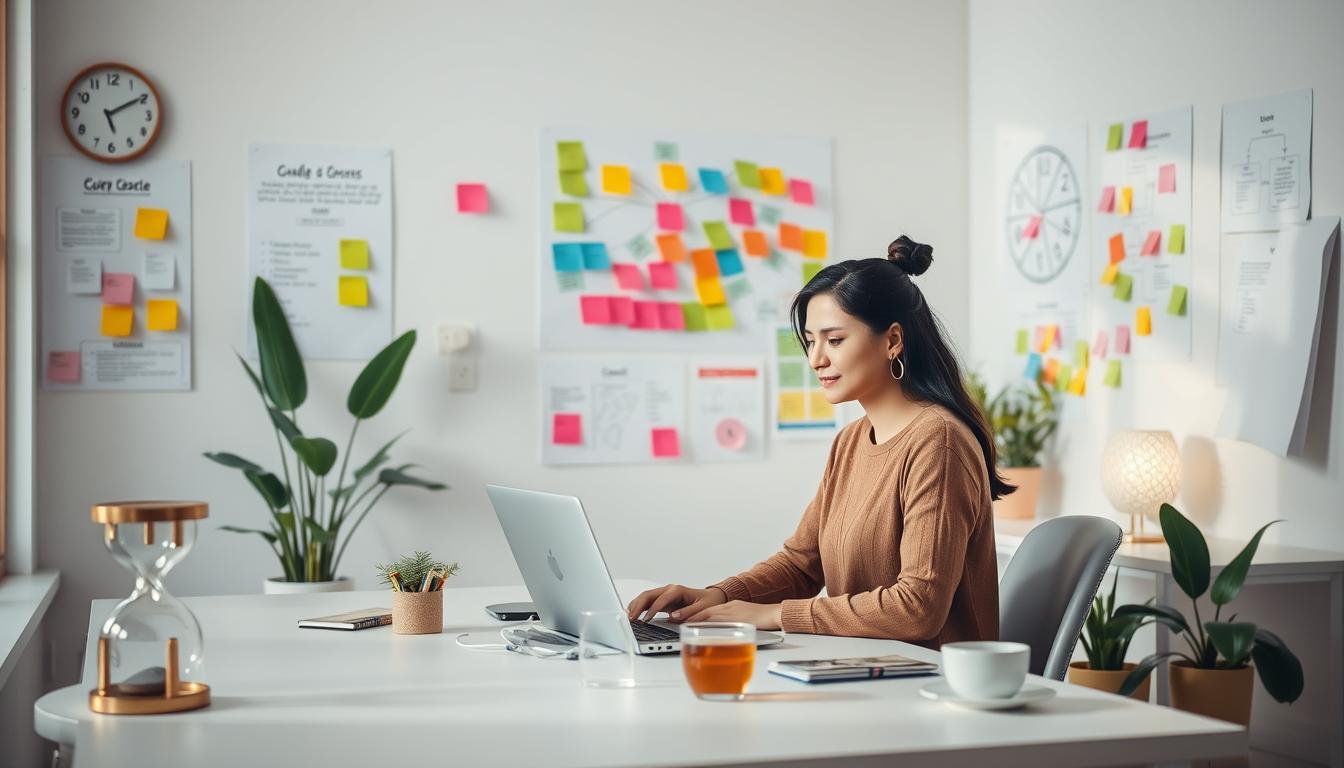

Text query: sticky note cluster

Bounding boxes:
[552,242,611,272]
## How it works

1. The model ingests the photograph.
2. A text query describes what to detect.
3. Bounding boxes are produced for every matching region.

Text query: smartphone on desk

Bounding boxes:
[485,602,539,621]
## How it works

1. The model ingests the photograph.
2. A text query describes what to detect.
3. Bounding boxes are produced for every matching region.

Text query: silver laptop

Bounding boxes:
[486,484,783,655]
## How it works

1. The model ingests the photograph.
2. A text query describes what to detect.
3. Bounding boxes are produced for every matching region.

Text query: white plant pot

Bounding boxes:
[263,576,354,595]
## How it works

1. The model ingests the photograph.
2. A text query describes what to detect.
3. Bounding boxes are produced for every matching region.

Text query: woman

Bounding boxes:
[627,236,1012,647]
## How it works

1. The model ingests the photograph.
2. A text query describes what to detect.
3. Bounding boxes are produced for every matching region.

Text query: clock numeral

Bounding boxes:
[139,126,147,137]
[107,142,116,154]
[126,138,134,149]
[77,124,86,136]
[78,91,90,104]
[106,72,120,86]
[88,77,100,90]
[129,78,135,91]
[70,107,79,118]
[145,110,153,122]
[139,93,148,104]
[93,137,100,148]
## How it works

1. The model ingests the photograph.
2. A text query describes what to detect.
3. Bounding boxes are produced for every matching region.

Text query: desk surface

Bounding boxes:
[55,581,1244,768]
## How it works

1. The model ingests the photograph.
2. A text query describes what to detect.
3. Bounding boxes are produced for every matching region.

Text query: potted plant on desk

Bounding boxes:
[967,372,1058,519]
[206,277,447,594]
[1115,504,1304,724]
[1068,573,1151,699]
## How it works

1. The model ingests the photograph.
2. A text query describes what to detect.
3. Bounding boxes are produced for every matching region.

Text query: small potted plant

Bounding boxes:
[1068,573,1152,699]
[1116,504,1304,724]
[377,551,460,634]
[967,372,1058,519]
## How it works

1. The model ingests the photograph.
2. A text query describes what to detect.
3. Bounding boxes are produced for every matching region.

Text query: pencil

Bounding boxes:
[418,570,433,593]
[389,571,403,592]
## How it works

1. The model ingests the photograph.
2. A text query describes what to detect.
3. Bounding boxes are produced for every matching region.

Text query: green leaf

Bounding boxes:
[203,452,263,472]
[219,525,278,544]
[244,470,290,509]
[328,485,357,502]
[353,431,407,483]
[1118,652,1189,697]
[1210,521,1279,606]
[1251,629,1304,703]
[1159,503,1210,600]
[290,436,338,476]
[274,511,296,531]
[304,518,335,544]
[237,352,265,397]
[378,465,447,490]
[347,330,417,418]
[1206,621,1257,666]
[1114,603,1190,635]
[269,408,302,441]
[252,277,307,411]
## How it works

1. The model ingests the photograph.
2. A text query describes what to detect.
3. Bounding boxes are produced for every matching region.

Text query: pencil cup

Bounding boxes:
[392,590,443,635]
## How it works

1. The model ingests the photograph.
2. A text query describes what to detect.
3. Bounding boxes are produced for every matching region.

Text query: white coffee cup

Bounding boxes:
[940,641,1030,699]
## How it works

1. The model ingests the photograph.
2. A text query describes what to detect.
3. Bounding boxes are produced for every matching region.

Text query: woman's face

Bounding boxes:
[802,293,902,404]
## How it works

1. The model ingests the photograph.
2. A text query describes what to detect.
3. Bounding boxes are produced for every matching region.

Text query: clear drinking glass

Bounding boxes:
[680,622,756,701]
[578,609,637,688]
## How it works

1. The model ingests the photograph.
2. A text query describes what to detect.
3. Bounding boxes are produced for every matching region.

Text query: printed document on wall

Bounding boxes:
[688,358,765,462]
[1221,89,1312,234]
[246,144,393,360]
[541,357,687,465]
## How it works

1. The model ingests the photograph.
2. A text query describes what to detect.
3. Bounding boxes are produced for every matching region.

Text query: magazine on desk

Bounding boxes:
[768,654,939,683]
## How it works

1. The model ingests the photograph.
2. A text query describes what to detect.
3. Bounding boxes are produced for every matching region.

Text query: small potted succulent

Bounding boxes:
[1068,572,1151,699]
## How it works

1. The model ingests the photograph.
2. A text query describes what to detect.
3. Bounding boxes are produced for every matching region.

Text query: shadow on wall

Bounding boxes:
[1299,232,1339,469]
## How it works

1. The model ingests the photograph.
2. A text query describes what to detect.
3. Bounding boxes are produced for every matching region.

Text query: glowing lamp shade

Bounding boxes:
[1101,430,1180,543]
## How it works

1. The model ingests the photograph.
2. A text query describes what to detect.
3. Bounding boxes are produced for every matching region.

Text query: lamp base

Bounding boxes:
[1124,532,1166,544]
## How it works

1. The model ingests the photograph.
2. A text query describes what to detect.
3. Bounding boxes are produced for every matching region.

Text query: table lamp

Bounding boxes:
[1100,430,1180,543]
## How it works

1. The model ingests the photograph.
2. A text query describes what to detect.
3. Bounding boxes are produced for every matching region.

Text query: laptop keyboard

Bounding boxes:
[631,620,680,642]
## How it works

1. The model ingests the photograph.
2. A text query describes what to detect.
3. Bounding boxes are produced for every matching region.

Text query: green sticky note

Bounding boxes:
[1167,284,1188,316]
[559,170,588,197]
[654,141,678,162]
[1104,359,1122,388]
[706,304,735,330]
[1106,124,1124,151]
[555,271,584,292]
[1056,363,1072,392]
[1168,224,1186,254]
[777,328,803,358]
[554,202,584,233]
[626,233,653,260]
[556,141,586,172]
[703,221,733,250]
[1113,272,1133,301]
[766,248,786,272]
[777,361,805,388]
[758,205,782,225]
[735,160,761,189]
[339,239,370,270]
[803,261,823,283]
[1074,340,1089,367]
[1015,329,1029,355]
[725,279,752,301]
[682,303,709,331]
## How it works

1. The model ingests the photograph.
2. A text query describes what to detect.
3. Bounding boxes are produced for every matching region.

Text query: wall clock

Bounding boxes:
[61,62,163,163]
[1004,146,1081,283]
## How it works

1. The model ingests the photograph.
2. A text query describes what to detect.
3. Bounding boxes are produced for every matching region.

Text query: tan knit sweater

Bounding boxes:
[712,404,999,647]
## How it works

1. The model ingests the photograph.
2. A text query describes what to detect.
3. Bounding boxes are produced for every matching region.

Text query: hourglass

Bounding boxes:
[89,501,211,714]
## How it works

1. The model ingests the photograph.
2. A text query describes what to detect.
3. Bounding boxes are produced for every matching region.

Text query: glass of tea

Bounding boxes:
[680,622,756,701]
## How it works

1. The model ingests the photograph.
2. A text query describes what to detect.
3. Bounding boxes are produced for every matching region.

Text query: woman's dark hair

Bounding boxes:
[791,235,1015,500]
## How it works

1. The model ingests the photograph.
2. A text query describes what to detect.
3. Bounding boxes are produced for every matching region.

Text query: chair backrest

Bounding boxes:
[998,515,1123,680]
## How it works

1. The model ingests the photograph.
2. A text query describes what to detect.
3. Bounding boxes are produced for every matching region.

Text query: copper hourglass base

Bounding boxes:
[89,682,210,715]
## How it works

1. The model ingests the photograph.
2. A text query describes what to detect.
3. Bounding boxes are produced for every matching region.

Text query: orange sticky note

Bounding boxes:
[802,229,827,259]
[1043,357,1061,386]
[696,277,726,306]
[601,165,632,195]
[1118,187,1133,215]
[690,248,719,279]
[146,299,178,331]
[1109,234,1126,264]
[742,229,769,257]
[656,233,687,263]
[1136,306,1152,336]
[759,168,787,195]
[779,223,804,251]
[100,304,133,337]
[659,163,688,192]
[134,208,169,240]
[338,275,369,307]
[1100,262,1119,285]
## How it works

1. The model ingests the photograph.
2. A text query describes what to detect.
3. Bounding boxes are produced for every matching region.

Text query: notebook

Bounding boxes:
[297,607,392,631]
[768,654,939,683]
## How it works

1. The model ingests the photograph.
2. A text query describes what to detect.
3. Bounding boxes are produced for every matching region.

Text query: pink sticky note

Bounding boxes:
[612,263,645,291]
[651,427,681,458]
[658,302,685,330]
[1097,186,1116,213]
[580,295,612,325]
[632,300,659,329]
[1022,215,1042,240]
[1093,330,1109,360]
[102,272,135,305]
[1128,120,1148,149]
[456,183,489,213]
[610,296,635,326]
[728,198,755,227]
[47,350,80,383]
[789,179,815,206]
[1141,230,1162,256]
[1158,164,1176,194]
[648,261,678,290]
[656,202,684,231]
[553,413,583,445]
[1115,325,1131,354]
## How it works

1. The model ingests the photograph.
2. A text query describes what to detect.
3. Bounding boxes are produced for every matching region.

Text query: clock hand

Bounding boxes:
[104,109,117,134]
[108,97,140,116]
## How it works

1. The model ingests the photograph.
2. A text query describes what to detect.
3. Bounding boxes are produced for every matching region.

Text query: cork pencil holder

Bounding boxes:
[392,590,443,635]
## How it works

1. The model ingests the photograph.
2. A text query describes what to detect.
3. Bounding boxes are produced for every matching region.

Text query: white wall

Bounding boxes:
[32,0,969,682]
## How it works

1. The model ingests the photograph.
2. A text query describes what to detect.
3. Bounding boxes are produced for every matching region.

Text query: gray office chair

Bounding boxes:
[998,515,1123,680]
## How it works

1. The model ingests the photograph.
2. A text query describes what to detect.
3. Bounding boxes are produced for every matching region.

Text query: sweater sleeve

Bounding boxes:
[778,439,982,640]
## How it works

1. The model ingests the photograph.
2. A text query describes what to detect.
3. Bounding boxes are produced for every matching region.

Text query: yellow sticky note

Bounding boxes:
[807,390,834,419]
[778,392,806,421]
[1117,187,1133,216]
[338,275,369,307]
[601,165,632,195]
[146,299,178,331]
[659,163,688,192]
[1136,306,1152,336]
[134,208,169,240]
[100,304,133,337]
[759,168,787,196]
[1068,366,1088,396]
[339,239,370,270]
[802,229,828,259]
[1100,262,1119,285]
[696,277,727,306]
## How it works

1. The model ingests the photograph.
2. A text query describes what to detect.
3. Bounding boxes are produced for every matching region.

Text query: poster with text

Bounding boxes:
[541,357,687,465]
[688,358,765,462]
[1221,89,1312,234]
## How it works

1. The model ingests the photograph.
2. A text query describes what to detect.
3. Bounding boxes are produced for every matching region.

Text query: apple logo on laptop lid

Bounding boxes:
[547,549,565,581]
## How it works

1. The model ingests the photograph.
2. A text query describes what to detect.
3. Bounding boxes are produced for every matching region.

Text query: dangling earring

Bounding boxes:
[889,356,905,381]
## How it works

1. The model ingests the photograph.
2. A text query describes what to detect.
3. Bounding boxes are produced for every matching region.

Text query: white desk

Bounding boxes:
[39,581,1244,768]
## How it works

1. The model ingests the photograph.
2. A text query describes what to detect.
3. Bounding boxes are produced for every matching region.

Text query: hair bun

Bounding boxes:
[887,235,933,277]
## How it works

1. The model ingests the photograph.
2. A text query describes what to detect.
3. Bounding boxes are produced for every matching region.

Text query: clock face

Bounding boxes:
[62,63,163,163]
[1004,146,1081,284]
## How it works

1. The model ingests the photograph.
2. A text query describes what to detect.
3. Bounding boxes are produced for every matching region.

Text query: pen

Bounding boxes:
[418,570,434,593]
[389,571,403,592]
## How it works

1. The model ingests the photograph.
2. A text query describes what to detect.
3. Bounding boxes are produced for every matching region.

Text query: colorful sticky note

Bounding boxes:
[580,296,612,324]
[734,160,761,189]
[659,163,688,192]
[705,304,735,330]
[1068,367,1087,396]
[1024,352,1042,381]
[1136,306,1152,336]
[1168,224,1186,254]
[1100,262,1120,285]
[703,221,733,250]
[100,304,133,337]
[1036,324,1057,354]
[556,141,586,172]
[553,413,583,445]
[556,271,584,292]
[582,242,610,270]
[1141,230,1162,256]
[338,275,369,307]
[742,229,769,257]
[610,296,635,326]
[1015,329,1029,355]
[456,183,489,213]
[777,361,805,388]
[1118,187,1133,215]
[133,208,169,240]
[146,298,178,331]
[559,170,588,197]
[778,392,806,421]
[1021,215,1042,240]
[102,272,135,305]
[1167,284,1188,316]
[632,300,660,329]
[601,165,632,195]
[690,248,719,279]
[696,277,727,306]
[1108,234,1126,264]
[626,233,654,259]
[1106,123,1124,151]
[759,168,786,195]
[648,261,678,290]
[554,202,584,232]
[777,328,803,358]
[1097,186,1116,213]
[1113,272,1133,301]
[729,198,755,226]
[654,141,678,161]
[682,302,709,331]
[757,205,782,225]
[1115,325,1131,354]
[1093,330,1109,360]
[658,302,685,330]
[1158,164,1177,194]
[802,230,828,259]
[807,391,834,419]
[339,239,370,270]
[779,223,804,251]
[1128,120,1148,149]
[1074,340,1089,368]
[47,351,80,383]
[1043,357,1061,386]
[552,243,584,272]
[716,249,744,277]
[612,263,644,291]
[649,203,681,233]
[656,233,687,263]
[789,179,815,205]
[1104,359,1122,388]
[802,262,823,283]
[699,168,728,195]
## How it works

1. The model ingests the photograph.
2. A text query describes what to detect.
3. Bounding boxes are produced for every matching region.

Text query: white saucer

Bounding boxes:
[918,680,1057,710]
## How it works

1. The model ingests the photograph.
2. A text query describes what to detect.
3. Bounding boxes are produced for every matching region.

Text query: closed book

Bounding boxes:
[768,654,938,683]
[297,608,393,631]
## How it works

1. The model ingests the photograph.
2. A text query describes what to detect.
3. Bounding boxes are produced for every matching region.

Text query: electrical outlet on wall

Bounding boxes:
[439,323,477,392]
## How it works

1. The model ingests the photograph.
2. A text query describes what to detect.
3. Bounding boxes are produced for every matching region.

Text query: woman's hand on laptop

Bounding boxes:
[680,600,783,631]
[627,585,726,623]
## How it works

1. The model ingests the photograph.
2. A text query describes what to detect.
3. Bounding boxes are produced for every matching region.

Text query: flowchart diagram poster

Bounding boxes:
[1221,89,1312,234]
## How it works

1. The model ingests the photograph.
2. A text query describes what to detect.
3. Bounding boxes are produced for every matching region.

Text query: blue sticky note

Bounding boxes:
[699,168,728,195]
[715,248,744,277]
[552,243,584,273]
[581,242,610,270]
[1024,353,1042,380]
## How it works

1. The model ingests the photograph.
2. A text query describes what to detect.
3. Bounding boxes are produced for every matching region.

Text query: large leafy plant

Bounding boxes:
[1080,573,1150,670]
[967,371,1058,468]
[1117,504,1304,702]
[206,277,446,582]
